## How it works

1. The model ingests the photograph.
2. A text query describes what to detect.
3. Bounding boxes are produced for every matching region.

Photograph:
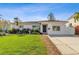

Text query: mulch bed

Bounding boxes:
[42,35,61,55]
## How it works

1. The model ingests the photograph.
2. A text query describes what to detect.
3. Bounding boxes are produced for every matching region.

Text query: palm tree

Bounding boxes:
[74,12,79,23]
[14,17,20,26]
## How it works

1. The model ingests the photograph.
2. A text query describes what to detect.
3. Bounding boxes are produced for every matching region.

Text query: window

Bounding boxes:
[32,25,39,30]
[52,26,60,31]
[32,25,36,28]
[32,25,36,29]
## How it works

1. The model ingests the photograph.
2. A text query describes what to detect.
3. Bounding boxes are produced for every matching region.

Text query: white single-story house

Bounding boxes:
[11,13,76,35]
[40,20,74,35]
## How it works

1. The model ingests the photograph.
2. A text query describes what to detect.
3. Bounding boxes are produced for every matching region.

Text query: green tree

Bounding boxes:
[74,12,79,23]
[14,17,20,26]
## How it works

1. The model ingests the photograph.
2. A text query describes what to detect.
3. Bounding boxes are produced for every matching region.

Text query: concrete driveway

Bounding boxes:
[48,35,79,55]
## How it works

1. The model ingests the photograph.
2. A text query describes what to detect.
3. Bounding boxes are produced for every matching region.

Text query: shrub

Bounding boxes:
[31,32,40,34]
[22,28,26,33]
[22,28,30,34]
[8,28,41,34]
[0,32,6,36]
[8,28,19,34]
[3,33,6,36]
[0,29,3,32]
[31,29,40,34]
[19,28,30,34]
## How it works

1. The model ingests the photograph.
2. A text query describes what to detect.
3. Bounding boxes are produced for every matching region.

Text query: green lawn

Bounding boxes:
[0,34,47,55]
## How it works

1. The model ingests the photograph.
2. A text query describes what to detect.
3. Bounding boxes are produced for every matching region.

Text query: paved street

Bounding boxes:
[48,35,79,55]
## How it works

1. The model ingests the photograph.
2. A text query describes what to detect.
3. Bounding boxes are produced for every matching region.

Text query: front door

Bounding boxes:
[42,25,47,33]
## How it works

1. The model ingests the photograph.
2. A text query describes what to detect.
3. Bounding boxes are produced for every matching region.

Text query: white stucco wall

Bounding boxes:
[12,22,40,30]
[23,25,32,29]
[68,17,79,27]
[23,23,40,30]
[12,25,19,29]
[40,21,75,35]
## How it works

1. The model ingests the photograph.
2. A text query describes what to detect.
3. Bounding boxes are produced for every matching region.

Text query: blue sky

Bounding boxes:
[0,3,79,21]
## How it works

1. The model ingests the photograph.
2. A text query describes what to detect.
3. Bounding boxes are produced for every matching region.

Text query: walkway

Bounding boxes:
[48,35,79,55]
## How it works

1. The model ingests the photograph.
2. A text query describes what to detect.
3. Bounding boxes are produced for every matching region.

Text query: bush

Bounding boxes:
[31,29,40,34]
[31,32,40,34]
[22,28,27,33]
[8,28,19,34]
[19,28,31,34]
[22,28,29,34]
[0,32,6,36]
[8,28,31,34]
[0,29,2,32]
[8,28,41,34]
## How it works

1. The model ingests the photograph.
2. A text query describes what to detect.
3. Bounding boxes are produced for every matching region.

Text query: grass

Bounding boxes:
[0,34,47,55]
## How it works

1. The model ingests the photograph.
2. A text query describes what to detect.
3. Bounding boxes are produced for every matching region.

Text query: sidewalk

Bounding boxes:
[48,36,79,55]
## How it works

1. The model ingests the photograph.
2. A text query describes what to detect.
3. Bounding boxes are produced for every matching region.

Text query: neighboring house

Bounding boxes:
[68,12,79,27]
[11,13,75,35]
[68,12,79,34]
